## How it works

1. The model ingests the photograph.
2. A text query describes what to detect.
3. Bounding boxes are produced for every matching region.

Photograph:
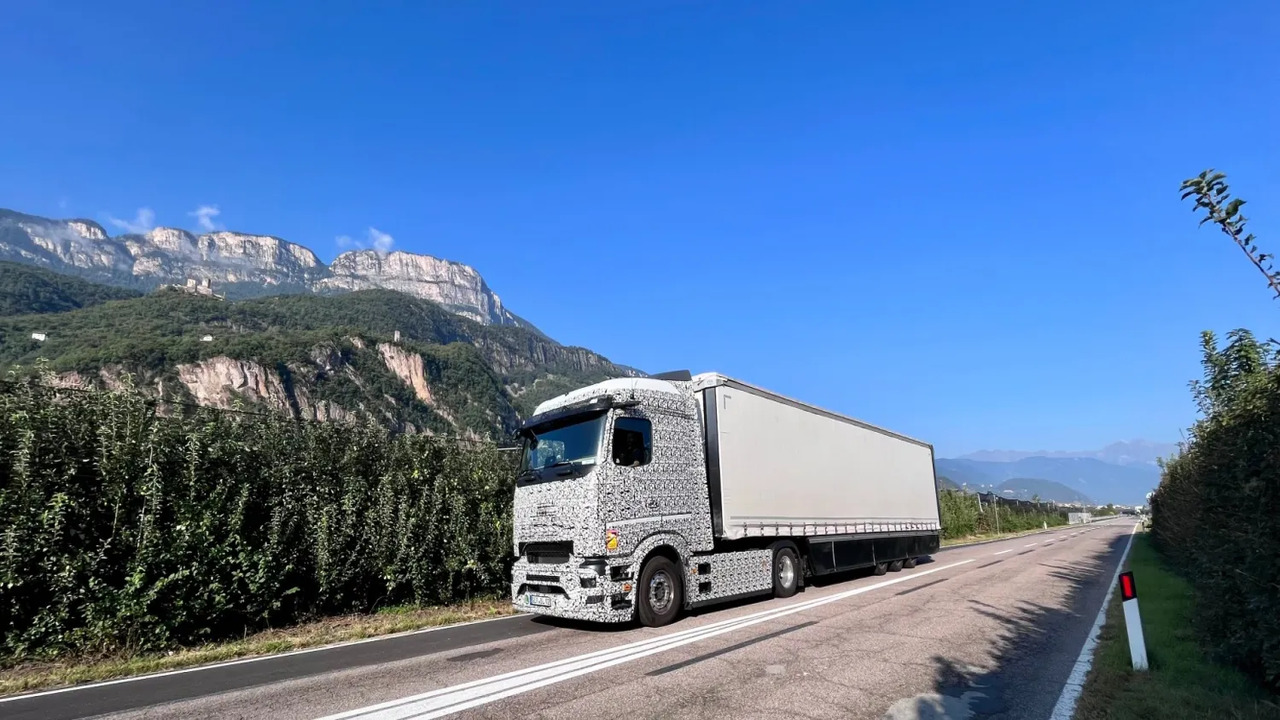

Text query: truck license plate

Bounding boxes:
[526,593,552,607]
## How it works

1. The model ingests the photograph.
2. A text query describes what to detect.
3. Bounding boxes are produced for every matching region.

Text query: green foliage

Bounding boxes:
[1180,170,1280,301]
[0,261,141,316]
[1150,329,1280,692]
[0,287,631,439]
[0,376,518,662]
[937,489,1069,539]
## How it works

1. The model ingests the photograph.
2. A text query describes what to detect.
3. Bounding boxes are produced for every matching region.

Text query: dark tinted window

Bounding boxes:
[611,417,652,467]
[520,412,606,472]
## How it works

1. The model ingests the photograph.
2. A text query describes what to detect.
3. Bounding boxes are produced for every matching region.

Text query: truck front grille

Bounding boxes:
[522,542,573,564]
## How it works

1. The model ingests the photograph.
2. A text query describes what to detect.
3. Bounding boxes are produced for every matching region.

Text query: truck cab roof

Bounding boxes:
[530,377,685,416]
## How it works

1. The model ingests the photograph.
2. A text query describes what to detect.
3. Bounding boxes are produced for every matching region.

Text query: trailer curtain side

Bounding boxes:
[698,379,941,541]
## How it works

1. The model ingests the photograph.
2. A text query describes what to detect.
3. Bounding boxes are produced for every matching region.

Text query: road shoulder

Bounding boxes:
[1069,533,1276,719]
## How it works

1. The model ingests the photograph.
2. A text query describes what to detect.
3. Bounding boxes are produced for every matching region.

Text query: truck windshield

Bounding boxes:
[520,411,606,473]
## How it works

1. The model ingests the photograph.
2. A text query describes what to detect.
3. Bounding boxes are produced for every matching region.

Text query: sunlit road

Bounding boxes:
[4,520,1136,720]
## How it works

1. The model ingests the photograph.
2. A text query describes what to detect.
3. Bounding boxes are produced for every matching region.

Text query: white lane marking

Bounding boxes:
[1024,542,1038,547]
[993,549,1014,555]
[1049,523,1141,720]
[0,614,525,703]
[316,559,977,720]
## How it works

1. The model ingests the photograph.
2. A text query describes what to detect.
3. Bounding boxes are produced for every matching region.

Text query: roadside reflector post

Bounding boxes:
[1119,571,1149,671]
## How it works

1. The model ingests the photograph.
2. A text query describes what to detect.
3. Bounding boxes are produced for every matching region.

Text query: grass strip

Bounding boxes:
[1073,534,1278,719]
[941,524,1069,548]
[0,598,517,697]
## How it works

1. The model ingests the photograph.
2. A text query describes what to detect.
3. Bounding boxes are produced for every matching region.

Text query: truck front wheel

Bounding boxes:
[772,546,800,598]
[637,556,682,627]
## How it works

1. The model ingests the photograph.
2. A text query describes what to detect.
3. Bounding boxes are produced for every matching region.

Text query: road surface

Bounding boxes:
[3,519,1135,720]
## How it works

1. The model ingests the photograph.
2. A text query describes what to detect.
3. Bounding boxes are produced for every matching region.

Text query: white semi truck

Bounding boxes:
[511,371,942,627]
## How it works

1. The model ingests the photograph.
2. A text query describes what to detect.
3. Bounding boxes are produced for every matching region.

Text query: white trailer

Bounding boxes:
[703,374,941,539]
[510,371,942,627]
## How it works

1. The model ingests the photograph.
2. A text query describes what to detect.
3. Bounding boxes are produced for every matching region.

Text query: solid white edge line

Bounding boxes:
[0,613,526,703]
[315,559,978,720]
[1048,522,1141,720]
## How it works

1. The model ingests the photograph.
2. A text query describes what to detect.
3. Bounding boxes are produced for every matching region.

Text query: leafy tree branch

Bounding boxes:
[1180,169,1280,301]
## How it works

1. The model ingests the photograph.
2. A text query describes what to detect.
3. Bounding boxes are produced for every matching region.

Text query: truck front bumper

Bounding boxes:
[511,556,637,623]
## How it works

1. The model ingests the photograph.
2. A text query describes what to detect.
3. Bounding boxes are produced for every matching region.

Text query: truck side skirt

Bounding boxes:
[805,532,939,575]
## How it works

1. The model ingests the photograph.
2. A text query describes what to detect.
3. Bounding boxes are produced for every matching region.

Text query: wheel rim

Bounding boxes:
[648,570,673,614]
[778,553,796,589]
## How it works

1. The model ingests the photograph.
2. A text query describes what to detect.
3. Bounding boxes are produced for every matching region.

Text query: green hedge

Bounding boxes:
[0,376,517,661]
[1150,330,1280,693]
[938,488,1069,539]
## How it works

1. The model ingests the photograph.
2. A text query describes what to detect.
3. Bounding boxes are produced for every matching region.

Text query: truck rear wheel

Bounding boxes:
[873,562,888,576]
[772,546,800,598]
[903,557,918,569]
[888,559,904,572]
[637,556,682,628]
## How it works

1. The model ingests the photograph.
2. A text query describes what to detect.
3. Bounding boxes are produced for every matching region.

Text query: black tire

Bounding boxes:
[888,559,904,572]
[772,546,800,598]
[636,556,682,628]
[903,557,918,569]
[872,562,888,576]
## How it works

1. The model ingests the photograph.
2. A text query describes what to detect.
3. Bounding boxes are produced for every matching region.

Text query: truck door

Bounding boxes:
[603,410,712,552]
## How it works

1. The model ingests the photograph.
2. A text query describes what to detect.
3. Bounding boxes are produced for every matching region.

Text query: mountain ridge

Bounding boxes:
[0,273,640,438]
[935,455,1159,506]
[959,439,1178,467]
[0,208,533,331]
[993,477,1094,505]
[0,261,142,315]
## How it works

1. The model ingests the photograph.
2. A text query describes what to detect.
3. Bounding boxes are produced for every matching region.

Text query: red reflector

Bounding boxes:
[1120,571,1137,601]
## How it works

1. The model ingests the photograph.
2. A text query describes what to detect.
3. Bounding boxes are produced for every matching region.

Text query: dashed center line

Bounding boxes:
[993,549,1014,555]
[1024,542,1038,547]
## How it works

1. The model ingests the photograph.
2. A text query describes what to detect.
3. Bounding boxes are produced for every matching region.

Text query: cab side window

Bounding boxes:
[611,417,652,467]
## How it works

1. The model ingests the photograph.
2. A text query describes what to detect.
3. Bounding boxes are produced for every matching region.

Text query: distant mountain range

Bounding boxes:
[936,443,1172,506]
[958,440,1178,468]
[0,208,536,331]
[992,478,1094,505]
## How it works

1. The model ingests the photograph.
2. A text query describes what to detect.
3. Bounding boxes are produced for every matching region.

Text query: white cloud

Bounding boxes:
[188,205,222,232]
[368,227,394,253]
[107,207,156,234]
[335,227,395,254]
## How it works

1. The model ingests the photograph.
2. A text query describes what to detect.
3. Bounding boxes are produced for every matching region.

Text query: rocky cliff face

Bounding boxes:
[122,228,325,289]
[0,208,530,329]
[176,357,293,412]
[377,341,437,406]
[320,251,519,325]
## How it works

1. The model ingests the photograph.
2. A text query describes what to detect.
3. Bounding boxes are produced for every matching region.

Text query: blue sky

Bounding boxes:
[3,1,1278,456]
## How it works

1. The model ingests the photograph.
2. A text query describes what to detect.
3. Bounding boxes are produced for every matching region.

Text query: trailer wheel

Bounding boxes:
[636,555,682,628]
[873,562,888,576]
[888,559,904,572]
[772,546,800,598]
[903,557,918,569]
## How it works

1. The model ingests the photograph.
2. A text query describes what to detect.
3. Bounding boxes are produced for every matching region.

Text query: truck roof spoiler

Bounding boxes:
[649,370,692,381]
[517,395,639,433]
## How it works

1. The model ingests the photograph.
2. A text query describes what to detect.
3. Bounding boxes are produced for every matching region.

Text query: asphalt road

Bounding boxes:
[2,519,1136,720]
